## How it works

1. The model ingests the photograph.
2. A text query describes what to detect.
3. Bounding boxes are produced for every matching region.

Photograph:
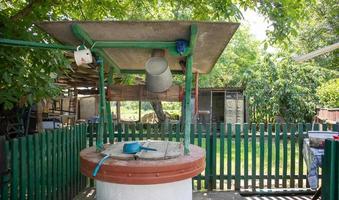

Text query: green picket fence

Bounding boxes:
[0,123,87,200]
[1,122,337,200]
[322,139,339,200]
[87,122,336,191]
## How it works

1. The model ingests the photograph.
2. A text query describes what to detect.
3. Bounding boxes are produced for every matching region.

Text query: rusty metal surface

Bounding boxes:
[36,21,239,74]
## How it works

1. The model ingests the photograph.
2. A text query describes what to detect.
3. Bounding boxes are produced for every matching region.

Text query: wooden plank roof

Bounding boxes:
[36,21,239,75]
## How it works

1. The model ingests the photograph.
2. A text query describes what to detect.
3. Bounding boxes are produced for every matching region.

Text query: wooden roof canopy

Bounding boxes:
[36,21,239,86]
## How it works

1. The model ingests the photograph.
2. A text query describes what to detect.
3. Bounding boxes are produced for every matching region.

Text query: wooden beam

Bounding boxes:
[183,24,198,155]
[293,42,339,62]
[106,85,183,102]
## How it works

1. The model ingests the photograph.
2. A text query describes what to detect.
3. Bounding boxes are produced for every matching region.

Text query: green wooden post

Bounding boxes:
[0,38,76,51]
[106,66,114,144]
[183,24,197,155]
[97,58,106,151]
[183,53,193,154]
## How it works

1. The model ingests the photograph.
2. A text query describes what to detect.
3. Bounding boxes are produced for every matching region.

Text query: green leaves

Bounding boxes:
[317,79,339,108]
[245,53,336,123]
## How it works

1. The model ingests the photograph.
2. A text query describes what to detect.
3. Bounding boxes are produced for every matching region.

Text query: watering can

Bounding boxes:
[123,142,157,154]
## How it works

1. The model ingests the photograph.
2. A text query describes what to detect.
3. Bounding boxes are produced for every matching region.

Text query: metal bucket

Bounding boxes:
[145,57,172,93]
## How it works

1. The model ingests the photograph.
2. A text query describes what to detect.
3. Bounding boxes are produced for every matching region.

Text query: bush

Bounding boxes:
[316,78,339,108]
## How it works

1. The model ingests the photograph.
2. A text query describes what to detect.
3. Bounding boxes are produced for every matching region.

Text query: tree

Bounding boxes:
[199,26,260,88]
[316,78,339,108]
[245,53,337,123]
[283,0,338,71]
[0,0,319,110]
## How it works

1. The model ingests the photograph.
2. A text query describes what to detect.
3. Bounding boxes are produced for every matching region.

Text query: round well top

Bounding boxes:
[80,141,205,185]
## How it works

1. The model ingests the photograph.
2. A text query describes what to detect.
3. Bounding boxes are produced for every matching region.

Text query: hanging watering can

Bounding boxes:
[74,46,93,66]
[145,57,172,93]
[123,142,157,154]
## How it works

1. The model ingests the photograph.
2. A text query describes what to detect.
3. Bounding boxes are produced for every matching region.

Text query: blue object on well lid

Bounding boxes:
[123,142,157,154]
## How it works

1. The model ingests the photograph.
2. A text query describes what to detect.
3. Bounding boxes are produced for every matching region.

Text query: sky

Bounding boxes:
[241,9,271,41]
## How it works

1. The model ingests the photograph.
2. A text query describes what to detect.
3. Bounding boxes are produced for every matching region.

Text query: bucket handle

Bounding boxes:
[76,45,88,51]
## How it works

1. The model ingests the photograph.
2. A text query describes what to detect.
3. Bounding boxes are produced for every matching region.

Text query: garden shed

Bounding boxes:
[194,88,247,125]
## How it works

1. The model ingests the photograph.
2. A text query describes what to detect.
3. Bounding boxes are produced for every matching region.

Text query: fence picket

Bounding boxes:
[205,123,211,190]
[267,123,273,188]
[251,123,256,189]
[41,133,47,200]
[19,137,27,200]
[227,123,232,189]
[175,123,180,142]
[259,123,265,188]
[190,124,195,145]
[212,124,217,189]
[275,124,281,188]
[1,140,9,200]
[147,124,151,140]
[290,123,296,188]
[131,123,136,141]
[235,124,241,190]
[197,123,203,190]
[243,123,249,189]
[219,123,225,190]
[282,124,288,188]
[11,139,19,200]
[124,124,129,141]
[109,122,115,144]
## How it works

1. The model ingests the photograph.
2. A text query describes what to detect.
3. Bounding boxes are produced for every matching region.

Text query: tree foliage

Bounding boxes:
[286,0,338,71]
[0,0,336,124]
[199,26,260,87]
[316,78,339,108]
[245,54,337,123]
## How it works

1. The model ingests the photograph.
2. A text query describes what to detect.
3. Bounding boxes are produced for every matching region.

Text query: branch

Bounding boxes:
[10,0,44,21]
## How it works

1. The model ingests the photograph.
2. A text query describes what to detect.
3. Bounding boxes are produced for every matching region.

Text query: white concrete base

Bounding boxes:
[96,178,192,200]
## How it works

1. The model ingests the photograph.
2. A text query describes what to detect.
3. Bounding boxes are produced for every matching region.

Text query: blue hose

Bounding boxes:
[92,155,110,177]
